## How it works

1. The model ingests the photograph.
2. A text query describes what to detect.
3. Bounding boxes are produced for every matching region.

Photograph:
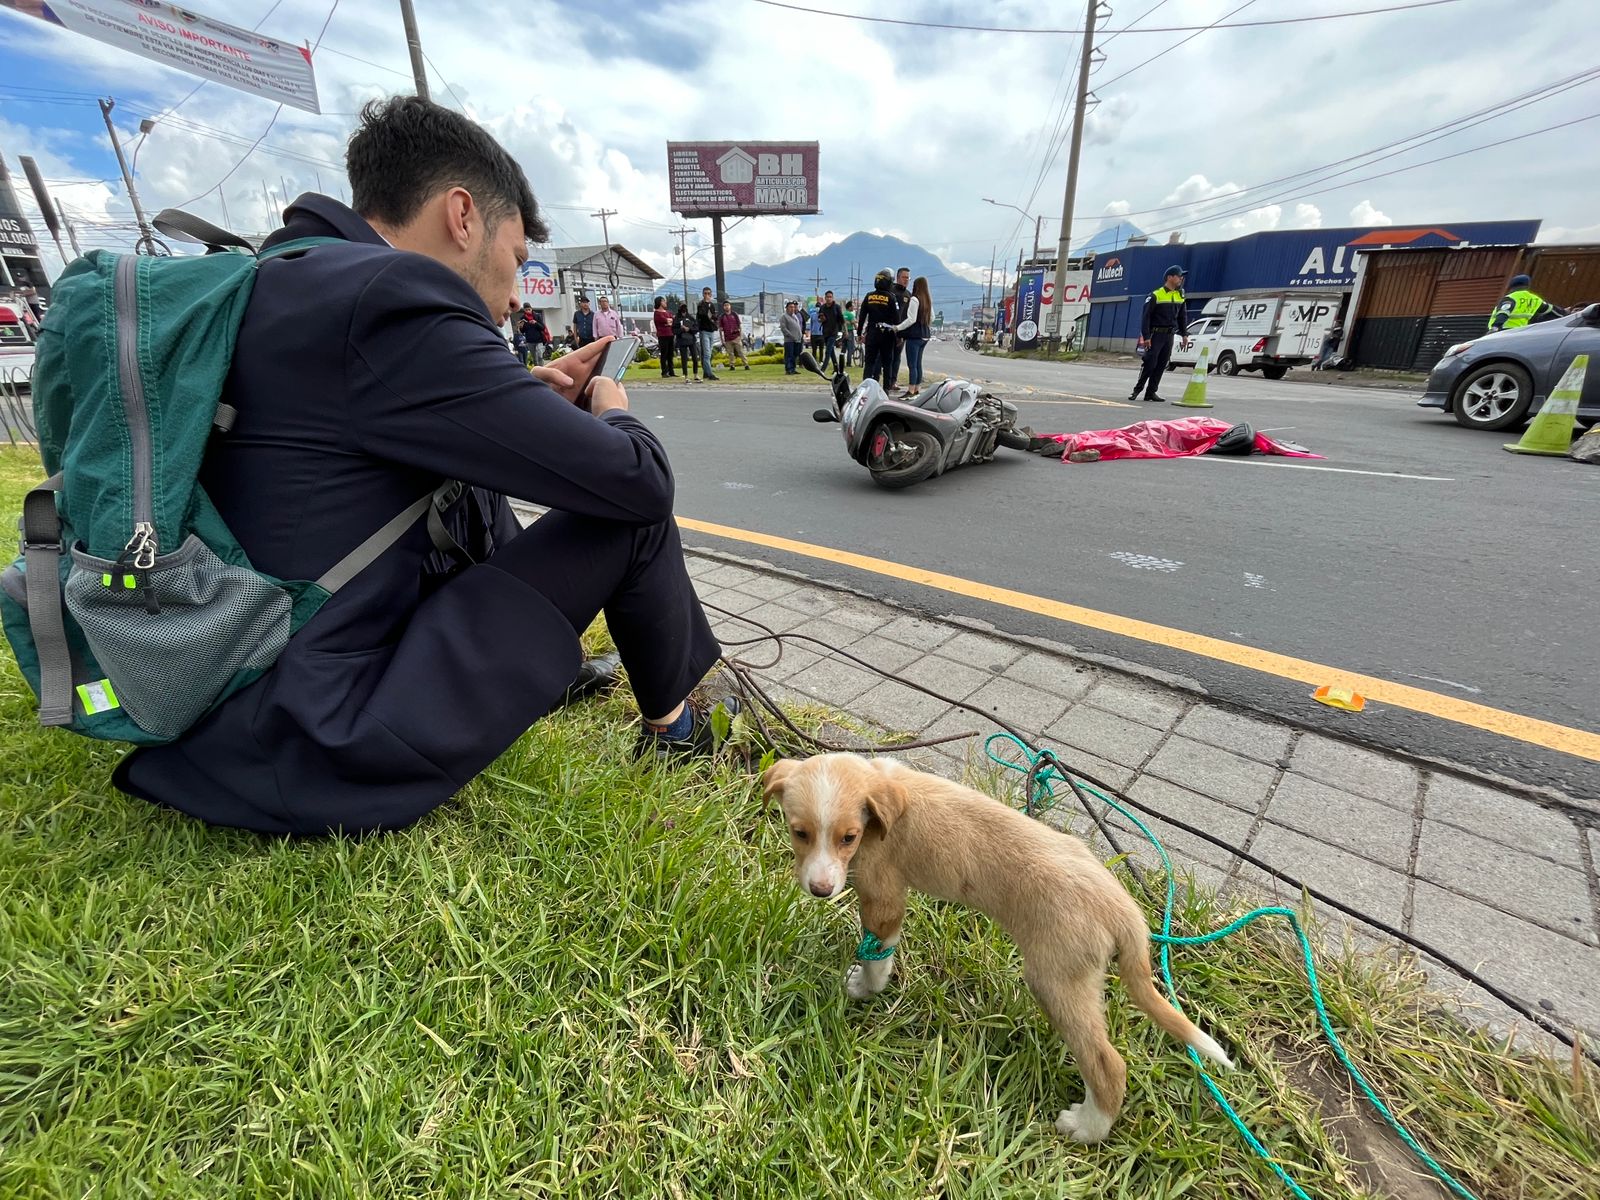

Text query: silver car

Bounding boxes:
[1418,302,1600,431]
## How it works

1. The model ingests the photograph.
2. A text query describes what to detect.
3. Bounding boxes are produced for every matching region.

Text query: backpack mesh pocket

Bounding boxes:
[65,535,291,739]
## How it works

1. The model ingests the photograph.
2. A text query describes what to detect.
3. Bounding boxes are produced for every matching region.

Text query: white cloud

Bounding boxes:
[1102,200,1132,217]
[1536,222,1600,244]
[1291,203,1323,229]
[1349,200,1392,226]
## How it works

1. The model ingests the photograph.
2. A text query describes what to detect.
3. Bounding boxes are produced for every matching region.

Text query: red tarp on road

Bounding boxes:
[1040,417,1322,462]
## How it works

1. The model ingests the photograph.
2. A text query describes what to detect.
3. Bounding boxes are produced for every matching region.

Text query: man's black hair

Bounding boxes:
[347,95,547,242]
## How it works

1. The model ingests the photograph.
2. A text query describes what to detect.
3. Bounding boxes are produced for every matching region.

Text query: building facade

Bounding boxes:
[1084,221,1543,351]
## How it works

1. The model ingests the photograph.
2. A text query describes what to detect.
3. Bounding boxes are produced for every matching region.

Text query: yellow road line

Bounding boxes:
[678,516,1600,763]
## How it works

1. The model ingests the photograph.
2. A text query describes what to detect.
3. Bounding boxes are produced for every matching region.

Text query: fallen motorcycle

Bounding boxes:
[802,351,1038,489]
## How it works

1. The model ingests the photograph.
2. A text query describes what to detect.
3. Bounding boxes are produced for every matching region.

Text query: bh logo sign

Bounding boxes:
[519,259,557,300]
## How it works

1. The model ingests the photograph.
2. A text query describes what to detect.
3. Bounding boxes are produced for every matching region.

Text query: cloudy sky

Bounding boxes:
[1,0,1595,288]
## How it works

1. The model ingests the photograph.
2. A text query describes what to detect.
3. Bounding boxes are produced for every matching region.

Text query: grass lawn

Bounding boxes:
[622,356,809,386]
[0,443,1595,1198]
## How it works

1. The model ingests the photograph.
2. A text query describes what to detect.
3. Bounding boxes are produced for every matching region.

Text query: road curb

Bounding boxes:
[682,540,1597,821]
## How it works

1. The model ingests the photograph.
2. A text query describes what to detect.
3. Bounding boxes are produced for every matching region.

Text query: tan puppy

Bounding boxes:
[762,752,1231,1142]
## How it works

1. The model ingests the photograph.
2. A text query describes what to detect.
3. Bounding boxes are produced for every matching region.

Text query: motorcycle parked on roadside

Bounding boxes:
[801,351,1039,490]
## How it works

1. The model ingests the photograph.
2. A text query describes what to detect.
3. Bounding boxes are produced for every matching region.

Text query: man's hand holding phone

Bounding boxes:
[531,335,610,406]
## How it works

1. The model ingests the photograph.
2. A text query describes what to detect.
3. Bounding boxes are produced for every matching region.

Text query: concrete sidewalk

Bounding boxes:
[685,546,1600,1042]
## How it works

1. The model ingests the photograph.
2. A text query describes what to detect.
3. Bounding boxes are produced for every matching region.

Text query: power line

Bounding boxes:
[747,0,1468,35]
[1113,66,1600,230]
[421,50,470,112]
[1097,0,1258,92]
[1145,109,1600,239]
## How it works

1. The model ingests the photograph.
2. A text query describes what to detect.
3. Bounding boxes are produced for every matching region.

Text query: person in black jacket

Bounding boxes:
[1129,265,1190,403]
[111,97,728,835]
[858,270,899,385]
[674,303,700,380]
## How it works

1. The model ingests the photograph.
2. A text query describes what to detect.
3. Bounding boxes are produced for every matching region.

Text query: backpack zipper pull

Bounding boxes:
[124,523,161,614]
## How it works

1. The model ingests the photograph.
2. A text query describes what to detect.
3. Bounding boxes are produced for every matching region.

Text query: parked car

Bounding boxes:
[1418,303,1600,431]
[0,301,37,391]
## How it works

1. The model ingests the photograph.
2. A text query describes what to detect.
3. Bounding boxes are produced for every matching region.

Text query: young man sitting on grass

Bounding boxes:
[113,97,729,836]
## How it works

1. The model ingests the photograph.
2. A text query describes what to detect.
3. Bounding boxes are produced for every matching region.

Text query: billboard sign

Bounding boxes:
[1013,269,1045,349]
[1,0,322,113]
[518,258,557,303]
[0,169,41,259]
[667,141,819,216]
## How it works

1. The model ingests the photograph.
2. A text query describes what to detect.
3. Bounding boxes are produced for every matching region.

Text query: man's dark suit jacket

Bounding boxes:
[113,195,675,834]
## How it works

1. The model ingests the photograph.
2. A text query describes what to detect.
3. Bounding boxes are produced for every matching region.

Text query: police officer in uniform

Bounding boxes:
[1488,274,1564,333]
[859,270,899,385]
[1128,265,1190,403]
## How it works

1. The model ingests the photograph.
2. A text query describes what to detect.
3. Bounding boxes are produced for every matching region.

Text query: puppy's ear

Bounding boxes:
[761,758,800,801]
[863,778,909,832]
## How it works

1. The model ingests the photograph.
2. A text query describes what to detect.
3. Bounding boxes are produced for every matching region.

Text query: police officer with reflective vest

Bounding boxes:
[1488,274,1564,333]
[1129,266,1190,403]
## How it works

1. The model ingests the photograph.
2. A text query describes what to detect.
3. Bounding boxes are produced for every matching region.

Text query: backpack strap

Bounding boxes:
[20,475,73,726]
[315,480,471,594]
[152,208,257,253]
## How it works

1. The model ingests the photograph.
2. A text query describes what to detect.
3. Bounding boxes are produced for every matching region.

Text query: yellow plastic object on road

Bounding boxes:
[1173,345,1214,408]
[1313,685,1367,713]
[1504,353,1586,456]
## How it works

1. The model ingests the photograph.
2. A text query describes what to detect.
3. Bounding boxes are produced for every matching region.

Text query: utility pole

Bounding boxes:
[1031,213,1043,267]
[670,225,693,310]
[262,179,275,229]
[56,201,82,258]
[984,245,995,309]
[813,267,824,301]
[1049,0,1099,350]
[217,190,232,233]
[98,98,161,255]
[19,156,68,265]
[398,0,430,100]
[590,207,618,299]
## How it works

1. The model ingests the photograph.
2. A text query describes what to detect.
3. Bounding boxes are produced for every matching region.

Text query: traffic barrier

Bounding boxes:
[1173,346,1214,408]
[1504,353,1586,456]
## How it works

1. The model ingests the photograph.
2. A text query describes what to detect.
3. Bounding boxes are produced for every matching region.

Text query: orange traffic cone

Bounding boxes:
[1504,353,1587,456]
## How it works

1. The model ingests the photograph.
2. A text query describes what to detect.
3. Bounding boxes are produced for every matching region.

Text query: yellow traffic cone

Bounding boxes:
[1173,346,1214,408]
[1504,353,1587,456]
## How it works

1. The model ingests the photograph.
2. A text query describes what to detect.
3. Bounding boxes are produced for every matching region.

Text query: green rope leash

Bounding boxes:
[855,930,896,961]
[984,732,1479,1200]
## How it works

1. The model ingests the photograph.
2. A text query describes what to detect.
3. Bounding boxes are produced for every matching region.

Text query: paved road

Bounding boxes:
[629,343,1600,799]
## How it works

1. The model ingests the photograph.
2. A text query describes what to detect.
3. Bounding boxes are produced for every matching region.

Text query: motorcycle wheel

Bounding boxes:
[996,428,1033,451]
[868,428,941,489]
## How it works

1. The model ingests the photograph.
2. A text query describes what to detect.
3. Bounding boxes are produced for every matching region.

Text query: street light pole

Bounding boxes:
[983,196,1043,267]
[1048,0,1100,350]
[98,98,163,256]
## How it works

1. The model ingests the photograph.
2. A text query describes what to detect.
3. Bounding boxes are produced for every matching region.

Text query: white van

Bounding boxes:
[1169,295,1340,380]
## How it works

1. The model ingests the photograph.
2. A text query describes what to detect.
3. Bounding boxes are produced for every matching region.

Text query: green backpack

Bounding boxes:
[1,211,453,745]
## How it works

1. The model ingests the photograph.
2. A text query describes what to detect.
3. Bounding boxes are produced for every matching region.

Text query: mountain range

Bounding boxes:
[681,224,1147,317]
[682,232,985,318]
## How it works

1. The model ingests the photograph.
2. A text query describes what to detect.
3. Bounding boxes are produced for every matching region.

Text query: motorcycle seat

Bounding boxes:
[911,382,968,414]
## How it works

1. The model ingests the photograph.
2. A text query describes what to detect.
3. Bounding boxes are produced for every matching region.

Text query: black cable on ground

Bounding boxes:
[701,595,1599,1066]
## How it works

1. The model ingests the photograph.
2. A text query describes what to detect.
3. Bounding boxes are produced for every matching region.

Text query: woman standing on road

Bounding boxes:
[674,302,701,380]
[653,297,676,377]
[890,276,933,396]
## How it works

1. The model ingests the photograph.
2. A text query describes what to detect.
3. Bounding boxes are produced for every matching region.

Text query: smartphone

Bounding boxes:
[596,336,640,383]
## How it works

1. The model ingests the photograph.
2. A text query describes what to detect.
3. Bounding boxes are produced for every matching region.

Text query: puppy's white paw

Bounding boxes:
[844,954,893,1000]
[1055,1101,1115,1143]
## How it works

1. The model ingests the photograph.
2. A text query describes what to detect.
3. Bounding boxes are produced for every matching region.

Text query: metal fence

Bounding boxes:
[1,366,36,447]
